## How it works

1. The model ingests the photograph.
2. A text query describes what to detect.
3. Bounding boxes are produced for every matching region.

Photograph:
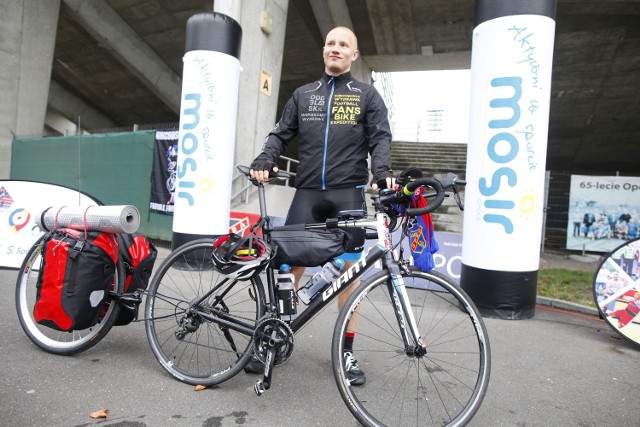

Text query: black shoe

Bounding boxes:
[344,351,366,386]
[244,356,264,374]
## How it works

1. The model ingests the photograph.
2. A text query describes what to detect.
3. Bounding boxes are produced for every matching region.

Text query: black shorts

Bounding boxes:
[285,187,366,256]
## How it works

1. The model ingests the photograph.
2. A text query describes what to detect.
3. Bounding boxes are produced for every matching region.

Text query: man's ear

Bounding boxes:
[352,49,360,61]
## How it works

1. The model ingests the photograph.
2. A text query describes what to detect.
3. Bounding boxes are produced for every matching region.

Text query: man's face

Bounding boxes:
[323,27,359,76]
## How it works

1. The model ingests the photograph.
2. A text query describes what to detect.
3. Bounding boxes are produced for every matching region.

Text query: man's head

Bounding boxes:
[323,26,359,76]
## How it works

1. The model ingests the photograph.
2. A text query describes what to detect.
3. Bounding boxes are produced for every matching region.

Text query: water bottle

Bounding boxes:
[297,258,345,305]
[277,264,297,321]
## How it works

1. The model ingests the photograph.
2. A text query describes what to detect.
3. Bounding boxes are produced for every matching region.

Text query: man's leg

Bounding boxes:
[292,266,306,289]
[337,260,366,385]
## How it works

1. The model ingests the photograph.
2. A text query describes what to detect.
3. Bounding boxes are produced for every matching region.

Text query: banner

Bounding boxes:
[567,175,640,253]
[149,130,178,215]
[0,181,99,268]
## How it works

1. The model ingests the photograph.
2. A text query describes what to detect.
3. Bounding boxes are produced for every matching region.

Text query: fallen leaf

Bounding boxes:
[194,385,207,391]
[89,409,109,419]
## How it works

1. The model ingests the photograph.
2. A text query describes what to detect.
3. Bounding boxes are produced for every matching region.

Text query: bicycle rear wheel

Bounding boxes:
[15,235,124,355]
[145,239,265,386]
[332,267,491,427]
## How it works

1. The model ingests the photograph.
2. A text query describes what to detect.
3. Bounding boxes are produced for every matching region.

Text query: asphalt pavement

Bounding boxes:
[2,263,639,427]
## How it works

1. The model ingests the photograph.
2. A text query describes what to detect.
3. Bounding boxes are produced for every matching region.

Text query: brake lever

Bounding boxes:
[452,186,464,211]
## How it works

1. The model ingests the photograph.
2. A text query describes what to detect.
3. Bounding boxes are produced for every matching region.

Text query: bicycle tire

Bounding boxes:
[15,234,124,356]
[332,267,491,427]
[144,238,265,386]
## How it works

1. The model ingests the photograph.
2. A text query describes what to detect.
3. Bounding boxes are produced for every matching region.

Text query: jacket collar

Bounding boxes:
[322,71,353,84]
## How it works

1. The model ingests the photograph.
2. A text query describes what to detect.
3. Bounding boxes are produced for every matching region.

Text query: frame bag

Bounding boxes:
[114,233,157,326]
[34,228,119,332]
[269,226,352,267]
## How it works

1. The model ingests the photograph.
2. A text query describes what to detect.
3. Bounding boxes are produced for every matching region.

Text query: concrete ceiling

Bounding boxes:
[49,0,640,173]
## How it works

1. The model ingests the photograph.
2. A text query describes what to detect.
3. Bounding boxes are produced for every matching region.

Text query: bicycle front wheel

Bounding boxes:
[145,239,265,386]
[15,235,124,355]
[332,267,491,427]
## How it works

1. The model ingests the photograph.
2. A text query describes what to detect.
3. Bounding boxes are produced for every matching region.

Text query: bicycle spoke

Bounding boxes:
[332,269,490,427]
[145,239,264,386]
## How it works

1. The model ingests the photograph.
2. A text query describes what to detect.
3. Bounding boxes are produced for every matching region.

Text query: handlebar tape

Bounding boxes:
[404,178,446,217]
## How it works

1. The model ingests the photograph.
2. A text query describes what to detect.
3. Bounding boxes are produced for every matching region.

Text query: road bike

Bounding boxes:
[143,165,491,427]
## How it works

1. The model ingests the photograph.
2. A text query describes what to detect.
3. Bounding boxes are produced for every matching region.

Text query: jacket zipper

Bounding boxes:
[322,77,336,190]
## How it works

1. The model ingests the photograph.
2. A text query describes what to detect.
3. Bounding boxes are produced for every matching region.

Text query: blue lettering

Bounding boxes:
[182,93,201,130]
[177,158,196,179]
[483,214,514,234]
[489,77,522,129]
[181,133,198,155]
[177,92,202,206]
[479,167,517,197]
[487,132,519,163]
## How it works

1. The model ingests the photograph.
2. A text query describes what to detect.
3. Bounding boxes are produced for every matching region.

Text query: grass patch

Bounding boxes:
[537,268,596,307]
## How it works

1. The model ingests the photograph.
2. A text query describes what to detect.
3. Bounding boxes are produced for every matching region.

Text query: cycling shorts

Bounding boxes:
[285,187,366,256]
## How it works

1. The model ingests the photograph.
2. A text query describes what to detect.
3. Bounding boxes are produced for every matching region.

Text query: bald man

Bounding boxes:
[249,27,394,385]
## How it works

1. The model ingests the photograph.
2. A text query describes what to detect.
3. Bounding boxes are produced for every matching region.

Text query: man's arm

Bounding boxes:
[251,96,299,182]
[365,88,394,185]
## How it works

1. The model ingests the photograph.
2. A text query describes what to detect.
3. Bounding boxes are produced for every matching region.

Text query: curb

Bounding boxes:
[536,296,600,317]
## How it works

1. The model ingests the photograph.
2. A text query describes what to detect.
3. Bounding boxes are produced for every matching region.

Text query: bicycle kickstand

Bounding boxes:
[254,330,278,396]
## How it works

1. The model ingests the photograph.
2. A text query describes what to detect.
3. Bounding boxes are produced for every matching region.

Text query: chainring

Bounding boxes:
[253,317,294,366]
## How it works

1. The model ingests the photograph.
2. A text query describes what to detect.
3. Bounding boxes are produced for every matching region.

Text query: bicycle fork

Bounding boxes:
[387,262,427,357]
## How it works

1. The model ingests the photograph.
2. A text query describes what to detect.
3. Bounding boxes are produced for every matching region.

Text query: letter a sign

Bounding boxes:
[260,70,272,96]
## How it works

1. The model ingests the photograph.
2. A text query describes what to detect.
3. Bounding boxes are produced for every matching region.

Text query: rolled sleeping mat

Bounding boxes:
[36,205,140,234]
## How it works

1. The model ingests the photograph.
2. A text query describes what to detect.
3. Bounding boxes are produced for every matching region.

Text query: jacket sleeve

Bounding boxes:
[365,88,393,182]
[252,94,299,164]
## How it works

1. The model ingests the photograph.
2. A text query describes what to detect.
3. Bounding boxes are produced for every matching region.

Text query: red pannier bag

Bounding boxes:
[113,233,157,326]
[34,228,119,332]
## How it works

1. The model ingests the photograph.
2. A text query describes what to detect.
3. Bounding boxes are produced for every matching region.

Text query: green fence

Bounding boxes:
[11,131,173,241]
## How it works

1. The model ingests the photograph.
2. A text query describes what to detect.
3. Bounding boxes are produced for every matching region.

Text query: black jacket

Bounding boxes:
[254,72,393,189]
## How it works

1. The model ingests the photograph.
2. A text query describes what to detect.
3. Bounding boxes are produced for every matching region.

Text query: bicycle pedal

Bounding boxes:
[254,380,265,396]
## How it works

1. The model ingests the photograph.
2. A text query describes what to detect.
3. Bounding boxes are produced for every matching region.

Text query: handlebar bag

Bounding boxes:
[269,226,351,267]
[34,228,119,332]
[113,232,157,326]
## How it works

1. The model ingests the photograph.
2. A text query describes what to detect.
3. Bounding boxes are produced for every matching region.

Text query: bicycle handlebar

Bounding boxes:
[379,172,464,217]
[236,165,292,182]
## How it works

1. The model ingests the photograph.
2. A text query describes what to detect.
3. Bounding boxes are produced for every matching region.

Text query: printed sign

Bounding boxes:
[173,50,241,236]
[463,15,555,272]
[567,175,640,252]
[0,181,98,268]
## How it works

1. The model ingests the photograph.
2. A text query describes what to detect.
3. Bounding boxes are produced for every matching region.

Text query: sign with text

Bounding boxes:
[567,175,640,253]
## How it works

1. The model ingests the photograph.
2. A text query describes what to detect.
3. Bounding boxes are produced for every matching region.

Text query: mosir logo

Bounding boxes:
[177,93,201,206]
[478,76,522,234]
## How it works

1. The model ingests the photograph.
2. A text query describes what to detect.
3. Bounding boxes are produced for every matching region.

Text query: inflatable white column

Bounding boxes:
[460,1,557,319]
[172,12,242,250]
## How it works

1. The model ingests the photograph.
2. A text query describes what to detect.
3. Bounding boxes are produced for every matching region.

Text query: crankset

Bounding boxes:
[253,318,294,366]
[252,317,294,396]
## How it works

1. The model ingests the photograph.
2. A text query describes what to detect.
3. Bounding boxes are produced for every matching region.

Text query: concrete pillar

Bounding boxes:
[227,0,289,176]
[0,0,60,178]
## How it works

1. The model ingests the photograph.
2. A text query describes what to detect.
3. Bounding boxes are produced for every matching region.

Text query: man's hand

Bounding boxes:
[371,176,397,191]
[249,160,279,183]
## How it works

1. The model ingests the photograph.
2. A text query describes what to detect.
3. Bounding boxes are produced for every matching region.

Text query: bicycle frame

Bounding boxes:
[216,180,426,356]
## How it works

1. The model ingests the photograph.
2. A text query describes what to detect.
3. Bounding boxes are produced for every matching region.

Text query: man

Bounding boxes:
[249,26,395,385]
